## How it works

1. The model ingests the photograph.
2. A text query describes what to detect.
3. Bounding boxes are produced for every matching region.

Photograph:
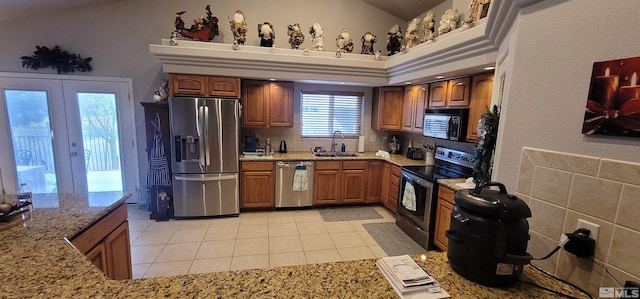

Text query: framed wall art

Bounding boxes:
[582,55,640,137]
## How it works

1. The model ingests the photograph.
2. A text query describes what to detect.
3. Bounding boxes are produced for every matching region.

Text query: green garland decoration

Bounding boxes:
[473,105,500,184]
[20,45,92,74]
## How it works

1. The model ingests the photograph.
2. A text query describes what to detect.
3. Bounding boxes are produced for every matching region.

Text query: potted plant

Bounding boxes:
[473,105,500,184]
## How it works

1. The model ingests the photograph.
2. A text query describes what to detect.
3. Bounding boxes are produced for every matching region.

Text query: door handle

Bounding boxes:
[70,152,78,156]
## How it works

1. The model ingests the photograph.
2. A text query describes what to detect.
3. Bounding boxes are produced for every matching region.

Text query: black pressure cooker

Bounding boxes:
[446,182,533,287]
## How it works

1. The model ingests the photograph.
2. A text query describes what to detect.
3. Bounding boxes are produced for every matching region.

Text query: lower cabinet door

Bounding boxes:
[434,198,454,251]
[104,221,132,280]
[86,242,108,275]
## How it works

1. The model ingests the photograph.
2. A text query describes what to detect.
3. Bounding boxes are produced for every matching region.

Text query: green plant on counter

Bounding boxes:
[473,105,500,184]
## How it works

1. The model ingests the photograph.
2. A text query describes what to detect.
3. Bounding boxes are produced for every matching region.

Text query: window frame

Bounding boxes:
[300,89,364,138]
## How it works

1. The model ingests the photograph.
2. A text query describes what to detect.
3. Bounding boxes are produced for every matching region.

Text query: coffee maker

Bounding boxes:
[388,135,401,154]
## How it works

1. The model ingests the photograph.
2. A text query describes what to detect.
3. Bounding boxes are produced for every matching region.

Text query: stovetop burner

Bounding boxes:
[401,147,474,182]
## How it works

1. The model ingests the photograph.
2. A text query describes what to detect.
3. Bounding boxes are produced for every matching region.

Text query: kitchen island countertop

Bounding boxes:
[0,192,589,298]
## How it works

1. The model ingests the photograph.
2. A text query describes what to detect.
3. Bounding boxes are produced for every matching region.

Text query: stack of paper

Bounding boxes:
[376,255,450,299]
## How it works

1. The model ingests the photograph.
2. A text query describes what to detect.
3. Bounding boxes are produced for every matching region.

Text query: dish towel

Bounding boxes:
[292,165,308,191]
[402,181,417,211]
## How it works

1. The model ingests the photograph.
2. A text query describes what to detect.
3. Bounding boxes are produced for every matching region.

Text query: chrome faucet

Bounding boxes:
[330,130,344,154]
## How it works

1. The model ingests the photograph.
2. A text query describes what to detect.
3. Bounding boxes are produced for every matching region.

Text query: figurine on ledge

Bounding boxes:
[174,5,219,42]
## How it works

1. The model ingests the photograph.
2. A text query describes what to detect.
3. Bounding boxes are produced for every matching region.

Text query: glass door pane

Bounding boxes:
[3,90,57,194]
[76,92,124,198]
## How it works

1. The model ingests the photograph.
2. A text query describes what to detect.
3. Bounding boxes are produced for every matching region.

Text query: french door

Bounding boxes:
[0,74,138,203]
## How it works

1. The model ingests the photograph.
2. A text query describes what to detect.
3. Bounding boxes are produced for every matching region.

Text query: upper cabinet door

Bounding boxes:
[268,81,293,127]
[241,80,269,127]
[206,77,241,98]
[372,86,404,130]
[428,81,448,108]
[467,73,494,142]
[412,84,428,133]
[447,77,470,107]
[402,86,416,131]
[170,74,206,96]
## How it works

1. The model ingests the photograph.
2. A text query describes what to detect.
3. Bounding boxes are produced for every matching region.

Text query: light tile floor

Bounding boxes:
[127,205,396,279]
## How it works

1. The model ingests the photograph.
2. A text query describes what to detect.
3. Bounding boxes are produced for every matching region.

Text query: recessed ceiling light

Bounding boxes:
[340,82,346,85]
[435,76,445,79]
[269,78,276,81]
[405,82,412,85]
[483,66,495,70]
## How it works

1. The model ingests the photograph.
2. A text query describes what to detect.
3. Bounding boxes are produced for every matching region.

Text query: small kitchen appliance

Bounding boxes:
[279,140,287,153]
[244,136,259,152]
[389,135,401,154]
[406,147,424,160]
[447,182,533,287]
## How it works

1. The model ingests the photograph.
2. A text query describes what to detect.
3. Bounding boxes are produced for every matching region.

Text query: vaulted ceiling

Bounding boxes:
[0,0,444,23]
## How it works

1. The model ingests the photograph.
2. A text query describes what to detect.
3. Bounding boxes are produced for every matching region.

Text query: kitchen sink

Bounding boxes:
[313,152,358,157]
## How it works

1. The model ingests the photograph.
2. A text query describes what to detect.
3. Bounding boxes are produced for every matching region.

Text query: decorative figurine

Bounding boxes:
[258,22,275,47]
[153,79,169,103]
[360,32,377,54]
[374,51,382,61]
[405,18,420,48]
[386,24,403,56]
[437,9,461,36]
[170,31,179,46]
[287,23,305,49]
[309,23,325,51]
[156,190,171,222]
[335,28,354,53]
[421,11,436,43]
[229,10,247,45]
[174,5,219,42]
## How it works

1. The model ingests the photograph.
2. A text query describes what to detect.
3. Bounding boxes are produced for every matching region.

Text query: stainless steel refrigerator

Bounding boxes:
[169,97,240,217]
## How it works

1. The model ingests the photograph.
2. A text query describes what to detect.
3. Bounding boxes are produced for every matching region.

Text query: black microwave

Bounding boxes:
[422,108,469,141]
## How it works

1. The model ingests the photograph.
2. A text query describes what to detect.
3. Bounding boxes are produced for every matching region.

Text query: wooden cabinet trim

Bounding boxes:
[241,161,275,171]
[342,160,367,170]
[315,161,341,170]
[104,221,132,280]
[438,186,455,205]
[70,203,127,254]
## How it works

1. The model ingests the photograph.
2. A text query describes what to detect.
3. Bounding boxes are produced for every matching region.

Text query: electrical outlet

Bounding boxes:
[577,219,599,243]
[370,135,377,142]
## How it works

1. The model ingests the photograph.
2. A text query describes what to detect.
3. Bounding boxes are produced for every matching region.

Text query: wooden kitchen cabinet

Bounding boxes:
[313,160,367,205]
[380,162,400,214]
[366,161,382,203]
[70,203,132,280]
[402,84,429,133]
[241,80,293,127]
[428,77,470,108]
[434,185,455,251]
[466,73,494,142]
[169,74,240,97]
[372,86,404,130]
[240,161,275,209]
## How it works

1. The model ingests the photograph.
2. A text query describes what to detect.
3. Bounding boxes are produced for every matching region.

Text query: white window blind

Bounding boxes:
[300,90,364,138]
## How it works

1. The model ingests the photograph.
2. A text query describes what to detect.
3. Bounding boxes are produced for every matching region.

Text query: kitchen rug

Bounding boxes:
[363,222,427,256]
[318,206,383,222]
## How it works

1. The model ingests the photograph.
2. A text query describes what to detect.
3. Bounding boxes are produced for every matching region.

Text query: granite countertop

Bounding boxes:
[240,151,430,167]
[0,193,589,298]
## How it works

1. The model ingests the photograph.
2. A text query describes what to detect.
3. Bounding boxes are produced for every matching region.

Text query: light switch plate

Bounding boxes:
[369,135,377,142]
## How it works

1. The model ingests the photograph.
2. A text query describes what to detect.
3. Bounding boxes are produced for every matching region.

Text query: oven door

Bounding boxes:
[398,170,434,230]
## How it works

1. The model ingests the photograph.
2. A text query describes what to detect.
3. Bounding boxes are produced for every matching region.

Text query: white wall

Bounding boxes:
[0,0,405,187]
[493,0,640,190]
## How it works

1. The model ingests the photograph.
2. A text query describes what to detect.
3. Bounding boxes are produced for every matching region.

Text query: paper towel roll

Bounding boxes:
[357,136,366,152]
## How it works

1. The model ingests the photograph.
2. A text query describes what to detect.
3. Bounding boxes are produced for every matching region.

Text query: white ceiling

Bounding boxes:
[0,0,445,23]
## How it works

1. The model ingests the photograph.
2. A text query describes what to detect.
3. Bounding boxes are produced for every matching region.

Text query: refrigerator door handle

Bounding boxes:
[174,174,237,182]
[203,105,210,166]
[197,104,206,169]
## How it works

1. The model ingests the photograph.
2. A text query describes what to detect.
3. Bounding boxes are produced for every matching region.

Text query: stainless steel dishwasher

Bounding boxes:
[276,161,314,207]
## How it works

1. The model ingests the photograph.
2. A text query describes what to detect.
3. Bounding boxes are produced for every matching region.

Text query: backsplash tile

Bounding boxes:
[517,151,535,196]
[531,166,572,207]
[528,197,566,241]
[599,158,640,186]
[607,226,640,277]
[617,184,640,231]
[523,147,599,176]
[520,147,640,295]
[567,174,622,222]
